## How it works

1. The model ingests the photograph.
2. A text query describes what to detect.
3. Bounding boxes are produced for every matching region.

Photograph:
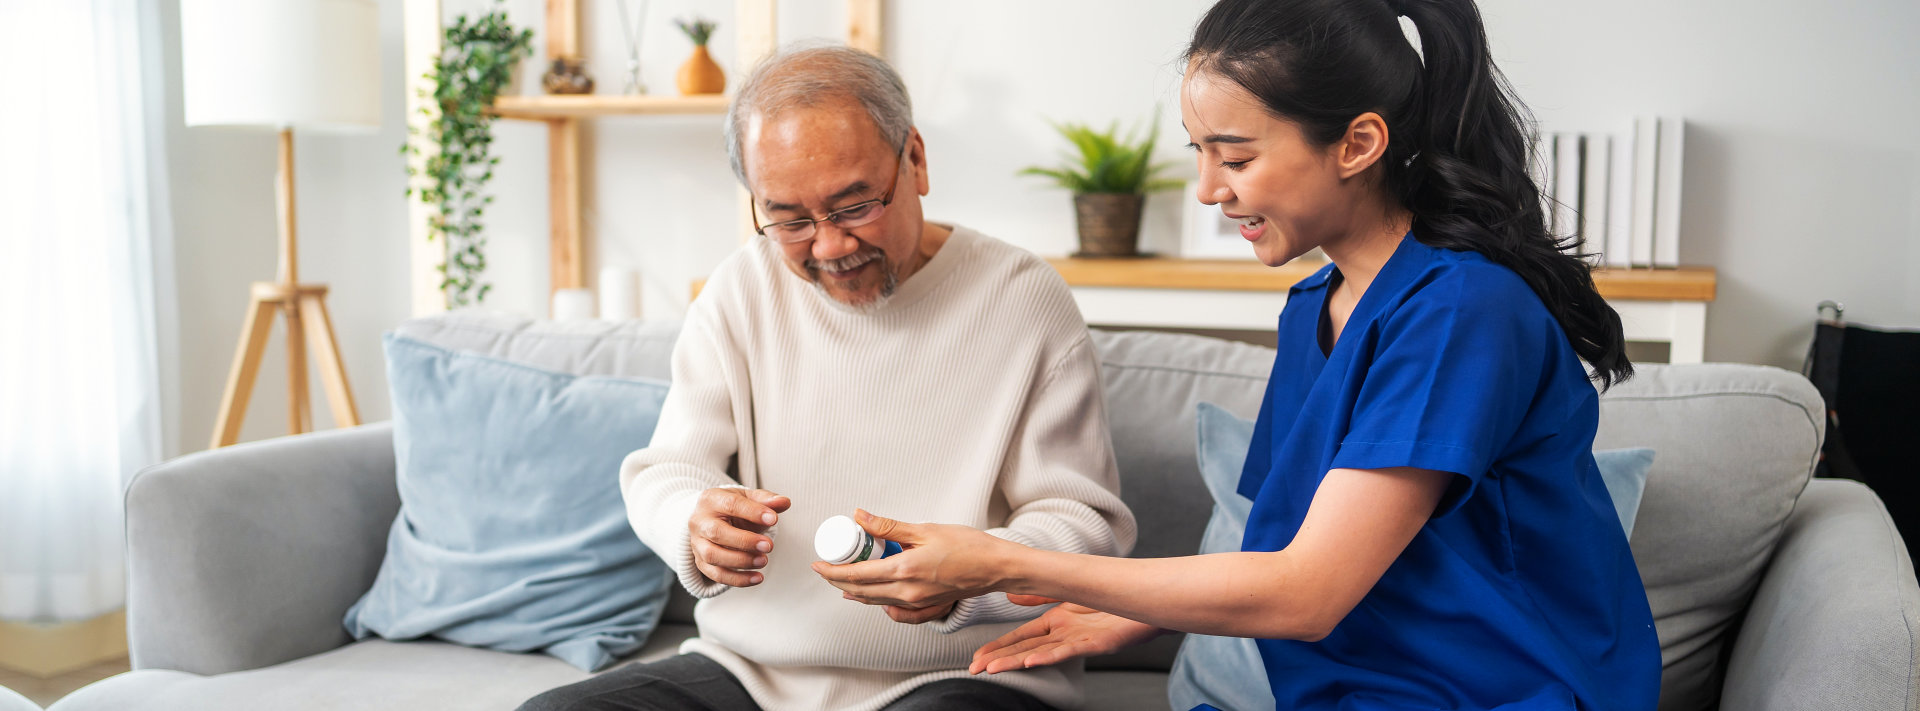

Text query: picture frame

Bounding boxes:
[1180,182,1257,260]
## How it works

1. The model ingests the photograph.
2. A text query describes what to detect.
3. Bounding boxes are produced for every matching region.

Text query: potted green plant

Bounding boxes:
[1020,116,1182,257]
[402,6,533,307]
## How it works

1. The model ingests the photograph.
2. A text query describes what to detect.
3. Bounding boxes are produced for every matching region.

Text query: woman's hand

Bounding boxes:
[969,601,1164,674]
[810,509,1021,611]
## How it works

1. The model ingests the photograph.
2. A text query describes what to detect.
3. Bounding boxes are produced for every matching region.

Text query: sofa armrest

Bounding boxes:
[1722,478,1920,710]
[126,423,400,676]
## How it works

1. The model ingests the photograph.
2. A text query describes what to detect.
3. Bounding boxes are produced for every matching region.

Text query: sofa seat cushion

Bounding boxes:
[50,626,698,711]
[1593,363,1824,711]
[1083,670,1176,711]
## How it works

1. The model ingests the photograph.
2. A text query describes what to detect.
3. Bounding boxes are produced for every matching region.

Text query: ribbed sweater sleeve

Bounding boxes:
[934,332,1138,633]
[620,300,743,599]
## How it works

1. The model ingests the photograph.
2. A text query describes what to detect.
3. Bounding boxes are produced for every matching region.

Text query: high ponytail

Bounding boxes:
[1188,0,1632,389]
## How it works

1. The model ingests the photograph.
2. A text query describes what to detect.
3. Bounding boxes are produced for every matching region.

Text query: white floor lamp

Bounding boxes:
[181,0,380,448]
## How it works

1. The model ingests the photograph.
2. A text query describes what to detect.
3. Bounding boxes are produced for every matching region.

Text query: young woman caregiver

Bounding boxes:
[813,0,1661,707]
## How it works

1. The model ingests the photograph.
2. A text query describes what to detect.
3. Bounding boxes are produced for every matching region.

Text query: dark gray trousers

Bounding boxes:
[516,652,1056,711]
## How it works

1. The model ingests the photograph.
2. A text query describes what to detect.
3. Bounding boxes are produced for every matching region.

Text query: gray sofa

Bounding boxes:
[54,312,1920,710]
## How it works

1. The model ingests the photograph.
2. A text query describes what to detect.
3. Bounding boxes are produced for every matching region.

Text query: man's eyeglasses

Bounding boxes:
[751,144,909,244]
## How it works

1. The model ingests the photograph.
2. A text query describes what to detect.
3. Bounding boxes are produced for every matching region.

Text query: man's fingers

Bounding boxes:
[745,488,792,513]
[696,560,764,588]
[701,488,779,527]
[693,537,767,571]
[694,514,772,554]
[883,603,952,625]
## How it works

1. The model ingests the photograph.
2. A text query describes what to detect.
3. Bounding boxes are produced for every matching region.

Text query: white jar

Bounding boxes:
[814,514,902,565]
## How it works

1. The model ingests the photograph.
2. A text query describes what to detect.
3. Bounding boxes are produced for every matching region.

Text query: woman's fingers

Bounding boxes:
[970,615,1056,672]
[853,508,918,544]
[971,633,1061,674]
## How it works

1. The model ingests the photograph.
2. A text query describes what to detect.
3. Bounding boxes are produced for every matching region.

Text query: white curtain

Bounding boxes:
[0,0,175,623]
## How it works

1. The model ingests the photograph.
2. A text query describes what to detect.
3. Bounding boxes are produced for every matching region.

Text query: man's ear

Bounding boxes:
[908,128,931,196]
[1335,112,1391,181]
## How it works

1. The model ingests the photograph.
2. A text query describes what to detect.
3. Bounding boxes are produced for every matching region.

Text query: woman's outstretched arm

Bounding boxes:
[813,465,1451,642]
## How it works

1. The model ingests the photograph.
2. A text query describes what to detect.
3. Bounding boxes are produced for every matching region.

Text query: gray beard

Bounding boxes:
[807,250,899,313]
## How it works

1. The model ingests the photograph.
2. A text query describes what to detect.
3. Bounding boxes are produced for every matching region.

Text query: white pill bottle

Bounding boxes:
[814,514,903,565]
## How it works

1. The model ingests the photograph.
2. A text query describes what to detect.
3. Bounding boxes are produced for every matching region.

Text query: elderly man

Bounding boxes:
[518,45,1135,711]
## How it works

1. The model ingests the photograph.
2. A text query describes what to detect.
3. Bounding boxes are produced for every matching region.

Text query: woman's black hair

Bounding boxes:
[1187,0,1632,388]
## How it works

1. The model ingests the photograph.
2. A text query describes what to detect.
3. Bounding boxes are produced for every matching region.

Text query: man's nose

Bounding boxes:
[811,222,862,261]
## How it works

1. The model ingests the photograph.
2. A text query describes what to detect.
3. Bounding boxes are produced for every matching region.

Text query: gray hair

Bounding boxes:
[724,43,914,186]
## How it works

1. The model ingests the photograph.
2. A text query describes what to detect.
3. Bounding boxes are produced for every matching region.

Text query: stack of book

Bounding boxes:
[1528,117,1686,269]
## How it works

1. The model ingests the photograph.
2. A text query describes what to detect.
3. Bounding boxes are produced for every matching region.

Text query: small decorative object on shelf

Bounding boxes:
[1021,115,1182,258]
[674,16,725,95]
[617,0,649,95]
[542,56,594,94]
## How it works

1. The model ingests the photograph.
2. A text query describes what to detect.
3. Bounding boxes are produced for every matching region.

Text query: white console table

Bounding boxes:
[1047,257,1716,364]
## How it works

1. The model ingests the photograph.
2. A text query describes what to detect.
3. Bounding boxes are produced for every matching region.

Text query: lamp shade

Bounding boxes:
[181,0,381,131]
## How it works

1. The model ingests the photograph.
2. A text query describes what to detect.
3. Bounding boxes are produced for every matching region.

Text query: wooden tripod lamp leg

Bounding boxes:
[299,290,361,428]
[210,293,280,449]
[285,298,311,435]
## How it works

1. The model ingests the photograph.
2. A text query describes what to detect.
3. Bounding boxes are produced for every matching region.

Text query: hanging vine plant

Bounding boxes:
[403,6,533,307]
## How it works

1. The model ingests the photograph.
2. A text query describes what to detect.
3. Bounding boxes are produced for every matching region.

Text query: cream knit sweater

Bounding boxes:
[620,225,1137,711]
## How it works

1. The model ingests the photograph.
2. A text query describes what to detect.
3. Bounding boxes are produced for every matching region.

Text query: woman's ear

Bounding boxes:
[1335,112,1391,180]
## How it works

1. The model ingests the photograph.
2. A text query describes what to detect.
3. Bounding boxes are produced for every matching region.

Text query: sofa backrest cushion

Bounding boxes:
[1083,329,1274,671]
[393,310,681,381]
[1594,363,1823,711]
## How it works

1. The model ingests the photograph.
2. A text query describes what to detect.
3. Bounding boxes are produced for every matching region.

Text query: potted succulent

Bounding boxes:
[1021,116,1182,257]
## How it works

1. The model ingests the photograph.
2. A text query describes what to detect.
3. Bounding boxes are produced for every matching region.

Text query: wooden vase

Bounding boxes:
[676,45,726,95]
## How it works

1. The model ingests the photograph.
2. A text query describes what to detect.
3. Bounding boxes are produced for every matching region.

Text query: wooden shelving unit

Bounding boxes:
[488,94,730,120]
[406,0,885,312]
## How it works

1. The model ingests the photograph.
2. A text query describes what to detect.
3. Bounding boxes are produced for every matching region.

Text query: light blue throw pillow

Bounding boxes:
[344,334,673,672]
[1593,447,1656,537]
[1169,402,1274,711]
[1169,403,1658,711]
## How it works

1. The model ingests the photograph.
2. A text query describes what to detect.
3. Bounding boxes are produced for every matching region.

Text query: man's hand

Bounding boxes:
[883,601,958,625]
[689,487,791,587]
[969,603,1163,674]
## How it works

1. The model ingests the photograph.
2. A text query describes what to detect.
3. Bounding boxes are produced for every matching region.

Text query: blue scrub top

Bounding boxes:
[1238,236,1660,710]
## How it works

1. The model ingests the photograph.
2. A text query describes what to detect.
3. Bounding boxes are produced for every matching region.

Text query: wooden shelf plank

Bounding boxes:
[1589,266,1718,301]
[1045,256,1715,302]
[1047,257,1328,292]
[490,94,729,120]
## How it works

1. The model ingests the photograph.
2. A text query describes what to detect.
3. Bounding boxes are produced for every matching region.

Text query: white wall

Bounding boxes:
[161,0,1920,453]
[161,0,412,453]
[1481,0,1920,367]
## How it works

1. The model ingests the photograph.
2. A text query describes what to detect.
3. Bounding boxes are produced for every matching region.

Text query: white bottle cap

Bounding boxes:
[814,515,866,564]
